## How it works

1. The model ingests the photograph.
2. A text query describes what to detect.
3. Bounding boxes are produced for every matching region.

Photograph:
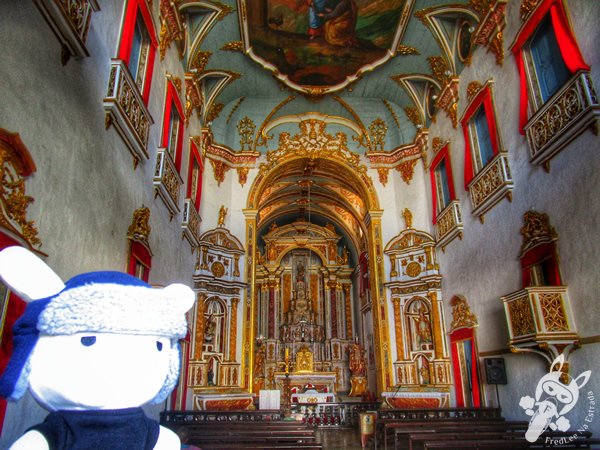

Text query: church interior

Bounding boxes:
[1,0,599,447]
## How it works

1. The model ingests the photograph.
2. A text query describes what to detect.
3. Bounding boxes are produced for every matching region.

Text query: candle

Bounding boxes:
[285,347,289,359]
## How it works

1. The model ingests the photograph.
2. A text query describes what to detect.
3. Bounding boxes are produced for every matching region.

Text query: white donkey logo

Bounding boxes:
[519,354,591,443]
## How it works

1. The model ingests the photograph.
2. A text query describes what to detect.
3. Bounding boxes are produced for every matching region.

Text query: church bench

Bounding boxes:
[423,437,600,449]
[197,444,323,450]
[393,422,529,449]
[376,418,513,449]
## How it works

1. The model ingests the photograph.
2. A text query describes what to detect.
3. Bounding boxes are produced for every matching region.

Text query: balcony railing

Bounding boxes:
[182,198,202,249]
[525,71,600,168]
[435,200,463,250]
[501,286,578,351]
[103,59,153,168]
[154,149,183,219]
[34,0,99,64]
[468,153,513,223]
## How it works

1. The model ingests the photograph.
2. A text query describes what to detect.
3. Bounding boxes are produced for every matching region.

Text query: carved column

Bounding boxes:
[389,255,398,277]
[328,279,338,338]
[392,298,404,360]
[194,293,206,359]
[200,244,209,269]
[427,291,445,359]
[229,298,239,361]
[267,279,277,338]
[243,208,258,390]
[344,284,353,339]
[233,254,240,277]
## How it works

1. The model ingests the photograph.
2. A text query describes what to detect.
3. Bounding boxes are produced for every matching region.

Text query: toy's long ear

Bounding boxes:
[163,283,195,313]
[550,354,565,373]
[0,246,65,302]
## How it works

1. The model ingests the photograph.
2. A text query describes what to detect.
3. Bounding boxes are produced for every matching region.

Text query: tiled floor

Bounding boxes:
[315,427,373,450]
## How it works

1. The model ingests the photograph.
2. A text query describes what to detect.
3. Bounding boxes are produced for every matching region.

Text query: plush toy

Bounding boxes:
[0,246,195,449]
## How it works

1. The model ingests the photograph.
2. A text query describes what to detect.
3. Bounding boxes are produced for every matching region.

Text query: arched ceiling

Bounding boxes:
[167,0,504,258]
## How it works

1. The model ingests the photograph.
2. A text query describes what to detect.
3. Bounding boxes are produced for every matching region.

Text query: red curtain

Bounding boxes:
[521,241,561,286]
[511,0,590,134]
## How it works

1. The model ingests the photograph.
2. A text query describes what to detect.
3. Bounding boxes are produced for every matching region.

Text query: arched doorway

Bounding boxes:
[243,146,393,395]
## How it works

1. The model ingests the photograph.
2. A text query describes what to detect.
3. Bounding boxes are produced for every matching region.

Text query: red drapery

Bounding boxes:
[460,86,500,189]
[162,80,186,171]
[128,240,152,282]
[521,241,561,286]
[511,0,590,134]
[429,144,456,224]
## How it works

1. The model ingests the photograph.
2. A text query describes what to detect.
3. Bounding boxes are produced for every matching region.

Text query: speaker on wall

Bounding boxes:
[484,358,507,385]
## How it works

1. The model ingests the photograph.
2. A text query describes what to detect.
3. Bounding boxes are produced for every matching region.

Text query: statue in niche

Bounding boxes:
[416,304,432,344]
[204,314,216,342]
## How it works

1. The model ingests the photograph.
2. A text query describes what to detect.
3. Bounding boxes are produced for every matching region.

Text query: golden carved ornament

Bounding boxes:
[237,167,249,186]
[396,159,417,184]
[396,45,420,56]
[238,116,256,151]
[402,208,413,229]
[449,295,478,331]
[206,102,224,124]
[508,295,535,337]
[127,206,151,246]
[383,99,401,128]
[261,119,365,174]
[210,159,230,186]
[405,261,422,278]
[190,51,212,73]
[404,107,422,126]
[369,118,387,151]
[432,137,445,154]
[520,210,557,253]
[520,0,540,20]
[212,1,234,20]
[428,56,451,84]
[226,96,246,124]
[0,133,41,251]
[221,41,243,52]
[467,81,484,102]
[539,293,569,332]
[377,168,389,186]
[211,261,225,278]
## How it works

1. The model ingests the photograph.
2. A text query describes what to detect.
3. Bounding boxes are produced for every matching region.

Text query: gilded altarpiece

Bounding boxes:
[190,226,249,410]
[383,225,451,408]
[254,221,355,396]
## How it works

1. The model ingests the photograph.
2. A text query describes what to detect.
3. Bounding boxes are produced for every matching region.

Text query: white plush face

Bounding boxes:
[28,333,172,411]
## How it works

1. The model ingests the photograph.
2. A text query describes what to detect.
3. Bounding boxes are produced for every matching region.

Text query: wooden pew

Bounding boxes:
[423,437,600,449]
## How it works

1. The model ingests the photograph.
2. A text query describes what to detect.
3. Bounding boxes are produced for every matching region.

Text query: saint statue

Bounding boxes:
[218,205,227,227]
[416,304,432,344]
[348,342,366,377]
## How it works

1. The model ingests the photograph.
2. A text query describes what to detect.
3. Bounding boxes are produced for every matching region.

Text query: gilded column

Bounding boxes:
[389,255,397,277]
[229,298,239,361]
[392,298,404,360]
[343,284,353,339]
[243,208,258,391]
[328,279,338,338]
[268,279,277,338]
[233,254,240,277]
[428,291,445,359]
[194,293,206,359]
[200,245,209,270]
[365,210,392,392]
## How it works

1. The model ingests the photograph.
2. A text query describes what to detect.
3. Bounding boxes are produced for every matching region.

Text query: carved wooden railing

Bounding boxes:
[501,286,579,354]
[435,200,463,250]
[292,401,380,428]
[182,198,202,249]
[103,59,153,168]
[154,148,182,219]
[525,71,600,169]
[160,410,284,424]
[34,0,99,64]
[468,153,513,223]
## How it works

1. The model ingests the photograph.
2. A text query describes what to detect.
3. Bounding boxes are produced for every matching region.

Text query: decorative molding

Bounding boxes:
[369,118,387,151]
[238,116,256,151]
[159,0,185,60]
[210,159,230,186]
[449,295,478,331]
[127,206,151,248]
[221,41,243,52]
[436,77,460,128]
[237,167,249,187]
[377,168,389,186]
[472,0,507,65]
[396,159,418,184]
[467,81,484,102]
[190,51,212,73]
[185,74,203,124]
[520,210,557,255]
[395,45,420,56]
[206,102,224,124]
[0,130,43,252]
[226,97,246,124]
[519,0,540,21]
[33,0,100,65]
[404,107,422,126]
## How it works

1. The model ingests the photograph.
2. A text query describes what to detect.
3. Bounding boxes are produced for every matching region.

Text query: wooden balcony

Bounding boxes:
[154,148,182,219]
[435,200,463,251]
[525,71,600,169]
[103,59,153,168]
[34,0,99,64]
[182,198,202,249]
[468,153,513,223]
[501,286,579,354]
